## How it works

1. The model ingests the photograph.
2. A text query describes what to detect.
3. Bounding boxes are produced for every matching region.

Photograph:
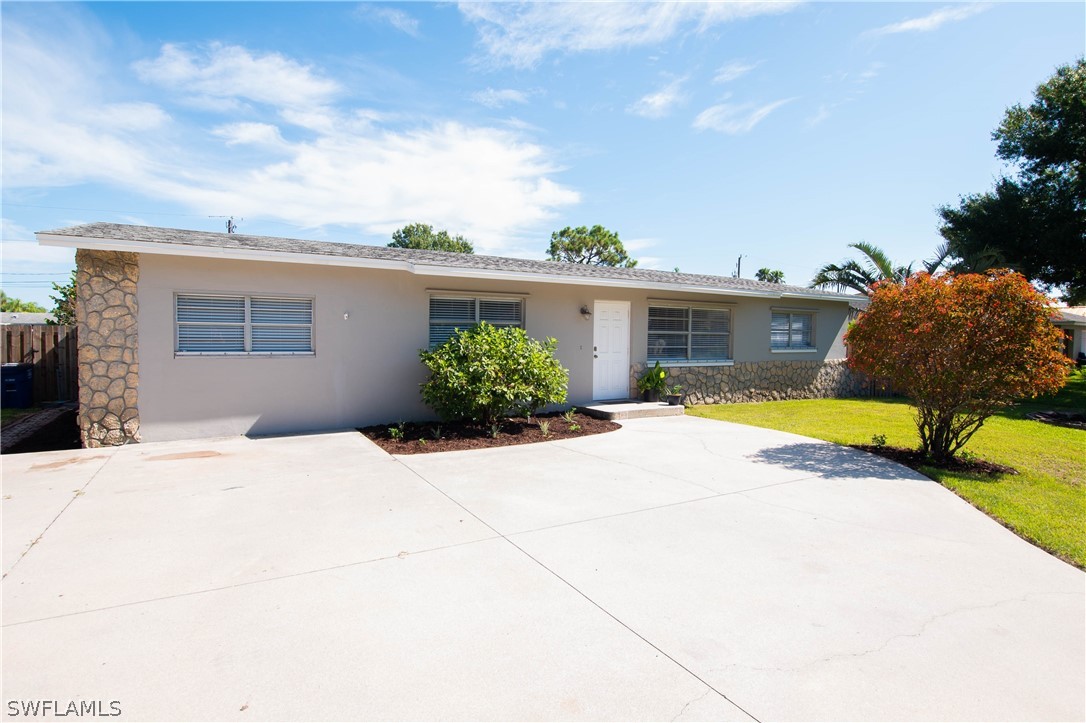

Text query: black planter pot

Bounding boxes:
[642,389,661,403]
[666,394,683,406]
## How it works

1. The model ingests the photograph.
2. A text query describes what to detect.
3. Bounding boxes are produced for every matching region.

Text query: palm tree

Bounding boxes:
[755,268,785,283]
[810,242,915,295]
[927,241,1004,275]
[812,241,1004,296]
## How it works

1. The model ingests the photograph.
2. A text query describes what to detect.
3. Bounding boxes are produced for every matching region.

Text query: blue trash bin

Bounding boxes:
[1,363,34,409]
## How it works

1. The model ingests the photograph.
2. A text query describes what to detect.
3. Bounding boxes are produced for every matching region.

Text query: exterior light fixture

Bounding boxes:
[580,305,592,319]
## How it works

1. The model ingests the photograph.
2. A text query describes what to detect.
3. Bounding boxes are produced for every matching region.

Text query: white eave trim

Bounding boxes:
[37,233,853,303]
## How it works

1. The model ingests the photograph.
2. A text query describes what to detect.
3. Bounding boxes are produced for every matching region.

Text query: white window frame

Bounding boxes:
[175,292,315,356]
[428,294,525,348]
[647,303,732,365]
[770,309,816,352]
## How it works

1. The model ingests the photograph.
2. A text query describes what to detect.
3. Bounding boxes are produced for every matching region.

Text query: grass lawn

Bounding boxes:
[1,406,42,428]
[688,372,1086,570]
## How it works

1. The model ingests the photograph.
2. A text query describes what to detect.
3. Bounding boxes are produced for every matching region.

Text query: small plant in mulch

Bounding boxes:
[360,410,618,455]
[851,443,1018,477]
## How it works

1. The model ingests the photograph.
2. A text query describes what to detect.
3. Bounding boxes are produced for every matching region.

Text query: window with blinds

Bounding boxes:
[770,311,814,350]
[176,294,313,354]
[648,305,731,362]
[429,296,523,348]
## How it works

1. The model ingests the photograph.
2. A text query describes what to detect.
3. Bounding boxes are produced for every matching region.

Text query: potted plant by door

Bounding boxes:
[637,361,668,402]
[665,385,684,406]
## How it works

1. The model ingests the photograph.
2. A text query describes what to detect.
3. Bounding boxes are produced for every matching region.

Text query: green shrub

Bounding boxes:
[419,322,569,425]
[637,361,668,394]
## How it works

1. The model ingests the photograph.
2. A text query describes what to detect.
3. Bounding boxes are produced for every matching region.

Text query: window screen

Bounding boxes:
[770,311,814,349]
[429,296,523,347]
[176,294,313,354]
[648,305,730,362]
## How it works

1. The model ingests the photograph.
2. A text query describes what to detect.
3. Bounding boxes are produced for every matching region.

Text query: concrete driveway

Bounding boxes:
[2,417,1083,721]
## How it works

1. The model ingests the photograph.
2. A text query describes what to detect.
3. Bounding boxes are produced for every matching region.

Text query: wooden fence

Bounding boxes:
[1,325,79,404]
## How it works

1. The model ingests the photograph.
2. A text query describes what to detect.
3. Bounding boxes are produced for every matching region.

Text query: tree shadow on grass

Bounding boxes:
[748,442,928,481]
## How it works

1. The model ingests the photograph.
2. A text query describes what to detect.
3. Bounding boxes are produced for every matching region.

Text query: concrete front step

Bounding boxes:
[580,400,685,421]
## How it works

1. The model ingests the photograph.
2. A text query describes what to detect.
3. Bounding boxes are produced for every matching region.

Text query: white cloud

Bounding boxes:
[133,43,340,110]
[713,60,760,84]
[1,15,168,189]
[459,1,799,68]
[212,122,288,148]
[154,120,581,246]
[356,5,421,37]
[86,102,171,131]
[2,16,579,251]
[866,4,989,36]
[621,237,658,253]
[1,219,35,242]
[693,98,795,134]
[857,61,884,82]
[805,103,832,127]
[2,219,75,264]
[471,88,531,109]
[627,78,686,119]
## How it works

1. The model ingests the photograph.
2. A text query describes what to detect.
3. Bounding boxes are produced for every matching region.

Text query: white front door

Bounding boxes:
[592,301,631,400]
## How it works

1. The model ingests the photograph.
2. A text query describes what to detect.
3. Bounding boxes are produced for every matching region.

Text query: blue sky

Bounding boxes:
[2,1,1083,307]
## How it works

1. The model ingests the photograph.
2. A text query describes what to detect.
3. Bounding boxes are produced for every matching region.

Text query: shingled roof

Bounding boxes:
[39,222,855,301]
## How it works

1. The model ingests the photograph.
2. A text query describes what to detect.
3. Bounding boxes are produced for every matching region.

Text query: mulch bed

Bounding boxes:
[360,411,620,455]
[1026,410,1086,430]
[851,444,1018,476]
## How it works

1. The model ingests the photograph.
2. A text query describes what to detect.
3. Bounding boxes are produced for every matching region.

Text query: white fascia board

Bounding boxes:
[36,233,413,272]
[37,233,850,304]
[409,264,782,299]
[779,290,858,303]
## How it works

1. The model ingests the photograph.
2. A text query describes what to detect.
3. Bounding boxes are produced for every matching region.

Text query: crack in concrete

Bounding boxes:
[735,491,972,546]
[2,450,118,579]
[394,456,762,723]
[506,474,823,540]
[552,436,819,497]
[549,439,725,495]
[671,686,712,722]
[709,591,1081,676]
[1,534,503,627]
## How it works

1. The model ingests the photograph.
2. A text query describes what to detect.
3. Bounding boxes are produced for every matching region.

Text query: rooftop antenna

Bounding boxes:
[733,254,747,278]
[209,215,244,233]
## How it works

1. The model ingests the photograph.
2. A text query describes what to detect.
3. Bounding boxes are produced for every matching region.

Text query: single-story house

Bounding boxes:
[1054,307,1086,363]
[0,312,54,325]
[37,223,868,447]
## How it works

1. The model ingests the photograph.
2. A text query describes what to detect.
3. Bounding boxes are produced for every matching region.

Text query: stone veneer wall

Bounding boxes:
[76,249,140,447]
[629,359,870,404]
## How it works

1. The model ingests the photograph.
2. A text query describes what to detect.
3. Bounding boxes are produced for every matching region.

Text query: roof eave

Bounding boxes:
[37,232,850,303]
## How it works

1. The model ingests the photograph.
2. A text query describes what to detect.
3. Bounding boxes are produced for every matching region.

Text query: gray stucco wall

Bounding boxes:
[135,253,855,442]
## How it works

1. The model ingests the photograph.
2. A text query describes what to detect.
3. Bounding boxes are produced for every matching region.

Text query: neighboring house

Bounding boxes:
[37,223,866,447]
[0,312,54,325]
[1054,307,1086,363]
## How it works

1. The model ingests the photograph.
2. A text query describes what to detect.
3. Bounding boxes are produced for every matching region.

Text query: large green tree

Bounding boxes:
[0,291,46,313]
[547,225,637,267]
[49,270,77,325]
[938,58,1086,303]
[389,223,474,253]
